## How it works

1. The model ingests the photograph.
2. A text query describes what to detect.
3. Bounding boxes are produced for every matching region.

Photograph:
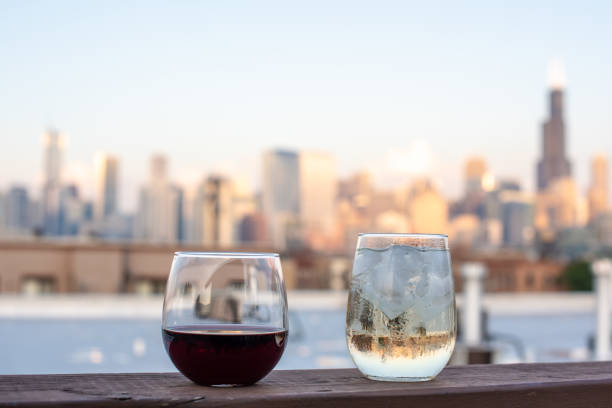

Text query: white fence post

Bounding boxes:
[593,258,612,361]
[461,262,487,346]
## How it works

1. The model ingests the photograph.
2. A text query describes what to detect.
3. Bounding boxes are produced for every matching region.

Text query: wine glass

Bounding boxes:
[162,252,288,386]
[346,233,456,382]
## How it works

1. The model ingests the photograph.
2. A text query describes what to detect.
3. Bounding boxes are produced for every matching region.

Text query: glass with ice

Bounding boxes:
[346,233,456,382]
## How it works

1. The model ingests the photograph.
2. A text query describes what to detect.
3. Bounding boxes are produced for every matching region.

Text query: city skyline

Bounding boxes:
[2,1,612,210]
[2,77,610,212]
[0,119,610,257]
[2,123,610,213]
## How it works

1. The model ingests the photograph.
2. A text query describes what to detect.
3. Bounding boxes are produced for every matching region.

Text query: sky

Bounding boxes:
[1,0,612,211]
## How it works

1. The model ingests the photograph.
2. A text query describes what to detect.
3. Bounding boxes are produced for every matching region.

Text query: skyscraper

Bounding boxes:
[150,154,167,181]
[451,157,495,218]
[202,175,234,247]
[299,151,337,249]
[464,157,487,195]
[0,192,5,234]
[4,186,30,233]
[94,153,119,221]
[41,128,63,235]
[189,175,234,246]
[238,214,267,244]
[535,177,580,231]
[43,129,62,186]
[588,154,609,221]
[537,62,572,191]
[58,184,83,235]
[337,171,373,253]
[232,182,260,244]
[338,171,373,211]
[500,191,534,248]
[262,150,300,249]
[135,155,181,243]
[408,179,448,234]
[174,185,185,242]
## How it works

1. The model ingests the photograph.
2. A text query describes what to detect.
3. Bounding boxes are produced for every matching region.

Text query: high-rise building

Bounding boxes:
[337,171,374,253]
[408,179,448,234]
[262,150,300,249]
[195,175,234,247]
[135,155,181,243]
[41,129,63,235]
[537,62,572,191]
[174,185,185,242]
[150,155,167,181]
[338,171,373,211]
[588,154,609,221]
[181,186,199,244]
[478,179,522,248]
[82,201,94,222]
[464,157,488,195]
[0,192,5,234]
[43,129,62,186]
[500,191,534,248]
[58,184,83,236]
[299,151,337,250]
[535,177,580,231]
[190,183,206,245]
[4,186,30,234]
[451,157,494,218]
[448,214,481,248]
[94,153,119,221]
[592,212,612,247]
[238,213,267,244]
[232,182,259,244]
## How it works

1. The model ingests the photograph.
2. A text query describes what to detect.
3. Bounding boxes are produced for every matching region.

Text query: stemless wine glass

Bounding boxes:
[162,252,288,386]
[346,233,456,382]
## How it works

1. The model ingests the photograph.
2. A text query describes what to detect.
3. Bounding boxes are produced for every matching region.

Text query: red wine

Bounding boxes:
[162,325,287,386]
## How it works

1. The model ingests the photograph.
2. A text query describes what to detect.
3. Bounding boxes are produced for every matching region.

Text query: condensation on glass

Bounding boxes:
[346,233,456,382]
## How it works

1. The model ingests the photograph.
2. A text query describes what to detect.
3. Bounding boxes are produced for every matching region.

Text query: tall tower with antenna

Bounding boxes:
[537,60,572,191]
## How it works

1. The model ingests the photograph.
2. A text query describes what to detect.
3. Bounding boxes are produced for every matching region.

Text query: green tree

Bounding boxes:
[562,260,593,291]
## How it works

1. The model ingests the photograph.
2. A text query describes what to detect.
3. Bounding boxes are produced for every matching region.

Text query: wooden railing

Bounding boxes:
[2,362,612,407]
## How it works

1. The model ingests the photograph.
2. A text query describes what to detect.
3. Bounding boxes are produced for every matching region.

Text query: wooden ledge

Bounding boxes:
[2,362,612,407]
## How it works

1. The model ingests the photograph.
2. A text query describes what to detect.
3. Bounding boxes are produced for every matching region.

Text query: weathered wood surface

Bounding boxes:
[2,362,612,407]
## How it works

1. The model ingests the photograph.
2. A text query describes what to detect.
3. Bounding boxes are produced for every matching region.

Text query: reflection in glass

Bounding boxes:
[162,252,288,386]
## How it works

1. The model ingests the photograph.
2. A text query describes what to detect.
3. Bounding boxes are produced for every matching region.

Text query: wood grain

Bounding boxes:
[2,362,612,407]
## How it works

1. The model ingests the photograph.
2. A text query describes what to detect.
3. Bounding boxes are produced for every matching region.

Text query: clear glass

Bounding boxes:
[346,233,456,382]
[162,252,288,386]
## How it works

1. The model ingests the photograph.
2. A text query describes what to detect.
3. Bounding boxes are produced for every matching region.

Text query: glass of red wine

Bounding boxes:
[162,252,288,386]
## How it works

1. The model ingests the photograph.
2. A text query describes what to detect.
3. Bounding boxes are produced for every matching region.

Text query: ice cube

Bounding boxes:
[352,247,384,281]
[352,245,444,320]
[428,249,452,279]
[429,274,452,308]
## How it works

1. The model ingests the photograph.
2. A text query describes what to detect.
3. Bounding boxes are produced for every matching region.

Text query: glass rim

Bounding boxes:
[358,232,448,238]
[174,251,280,258]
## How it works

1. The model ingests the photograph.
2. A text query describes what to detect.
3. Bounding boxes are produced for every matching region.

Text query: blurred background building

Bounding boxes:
[0,62,610,295]
[41,129,63,236]
[262,150,301,250]
[135,155,182,244]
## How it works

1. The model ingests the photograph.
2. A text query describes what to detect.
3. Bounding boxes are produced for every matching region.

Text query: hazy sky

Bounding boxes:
[1,0,611,210]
